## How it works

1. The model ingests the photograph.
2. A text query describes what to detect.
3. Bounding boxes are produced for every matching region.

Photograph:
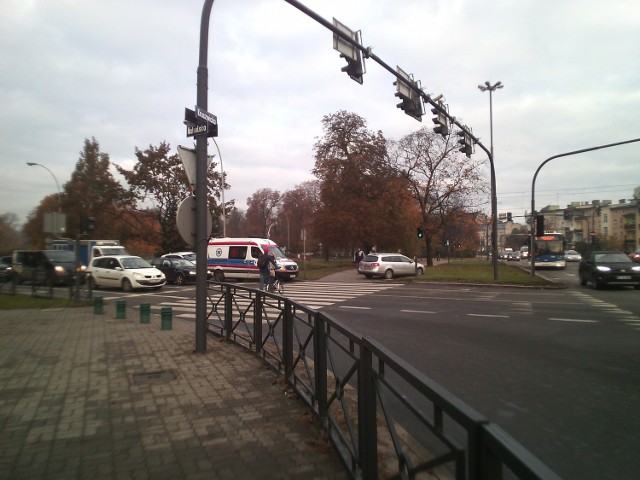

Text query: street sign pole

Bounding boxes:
[194,0,214,354]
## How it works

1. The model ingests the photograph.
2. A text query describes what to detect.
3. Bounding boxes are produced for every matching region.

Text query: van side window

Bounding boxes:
[229,246,247,260]
[251,247,261,259]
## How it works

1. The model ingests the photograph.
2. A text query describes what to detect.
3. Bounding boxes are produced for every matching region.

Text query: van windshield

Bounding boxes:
[45,250,75,262]
[262,246,286,259]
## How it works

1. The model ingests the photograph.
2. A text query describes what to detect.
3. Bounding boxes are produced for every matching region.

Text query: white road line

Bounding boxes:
[467,313,509,318]
[338,306,371,310]
[548,317,598,323]
[401,309,436,314]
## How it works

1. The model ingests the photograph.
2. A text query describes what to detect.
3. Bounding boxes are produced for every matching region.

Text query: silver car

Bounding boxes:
[565,250,582,262]
[358,253,424,279]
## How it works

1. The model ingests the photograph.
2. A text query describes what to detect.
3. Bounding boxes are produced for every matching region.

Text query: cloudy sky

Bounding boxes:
[2,0,639,228]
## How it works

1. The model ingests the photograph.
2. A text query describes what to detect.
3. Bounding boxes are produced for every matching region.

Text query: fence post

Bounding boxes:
[283,300,294,381]
[224,285,233,339]
[359,338,377,479]
[254,290,263,353]
[314,313,328,421]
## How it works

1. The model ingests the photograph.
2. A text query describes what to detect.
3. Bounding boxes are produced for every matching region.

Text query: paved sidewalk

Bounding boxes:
[0,306,349,480]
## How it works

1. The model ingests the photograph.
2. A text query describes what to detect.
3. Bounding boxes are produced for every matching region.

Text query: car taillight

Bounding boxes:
[371,262,380,267]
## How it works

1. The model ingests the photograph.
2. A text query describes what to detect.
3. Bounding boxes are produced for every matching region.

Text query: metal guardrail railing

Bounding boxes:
[205,281,561,480]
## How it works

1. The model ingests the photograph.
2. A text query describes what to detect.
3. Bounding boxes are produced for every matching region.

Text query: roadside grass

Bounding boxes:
[0,294,92,310]
[303,257,554,286]
[422,259,553,285]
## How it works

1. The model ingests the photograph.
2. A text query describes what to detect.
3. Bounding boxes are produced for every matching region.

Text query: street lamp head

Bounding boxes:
[26,162,37,166]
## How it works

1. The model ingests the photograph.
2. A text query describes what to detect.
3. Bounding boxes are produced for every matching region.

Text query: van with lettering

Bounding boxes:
[207,237,298,282]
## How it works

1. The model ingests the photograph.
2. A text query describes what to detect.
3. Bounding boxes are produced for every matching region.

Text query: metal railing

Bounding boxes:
[205,281,561,480]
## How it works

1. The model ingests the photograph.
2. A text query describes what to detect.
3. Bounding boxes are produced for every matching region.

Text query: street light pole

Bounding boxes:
[27,162,61,213]
[212,137,226,237]
[478,81,503,281]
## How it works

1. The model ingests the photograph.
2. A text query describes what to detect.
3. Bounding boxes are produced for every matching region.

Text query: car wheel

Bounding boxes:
[384,269,394,280]
[213,270,225,282]
[89,276,98,290]
[416,267,424,276]
[591,274,600,290]
[122,278,133,292]
[174,273,185,286]
[579,271,587,286]
[365,274,373,278]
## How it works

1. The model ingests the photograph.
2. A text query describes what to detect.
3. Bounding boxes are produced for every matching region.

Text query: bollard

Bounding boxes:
[116,300,126,319]
[93,296,104,315]
[140,303,151,324]
[161,306,172,330]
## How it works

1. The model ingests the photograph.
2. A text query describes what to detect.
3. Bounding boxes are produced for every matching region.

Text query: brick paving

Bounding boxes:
[0,305,349,480]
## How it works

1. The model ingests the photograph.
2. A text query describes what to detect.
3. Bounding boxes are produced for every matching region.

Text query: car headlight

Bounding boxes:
[631,266,640,272]
[133,273,145,280]
[596,266,611,272]
[54,266,65,274]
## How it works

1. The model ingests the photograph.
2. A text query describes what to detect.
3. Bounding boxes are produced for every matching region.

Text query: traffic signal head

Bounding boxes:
[417,226,424,238]
[535,215,545,236]
[456,129,474,158]
[393,67,423,121]
[340,55,364,84]
[431,101,449,137]
[80,215,95,235]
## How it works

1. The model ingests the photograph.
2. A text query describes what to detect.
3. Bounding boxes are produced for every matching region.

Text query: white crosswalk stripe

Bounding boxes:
[154,281,399,320]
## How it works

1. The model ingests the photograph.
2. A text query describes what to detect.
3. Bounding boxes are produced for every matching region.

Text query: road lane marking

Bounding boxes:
[467,313,509,318]
[401,309,436,314]
[548,317,598,323]
[339,306,371,310]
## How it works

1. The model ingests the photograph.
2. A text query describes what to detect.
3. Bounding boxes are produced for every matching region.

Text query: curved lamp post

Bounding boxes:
[27,162,62,213]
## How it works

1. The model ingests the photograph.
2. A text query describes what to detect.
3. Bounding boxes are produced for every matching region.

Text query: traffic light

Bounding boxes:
[394,67,423,121]
[332,19,365,85]
[80,215,95,235]
[431,100,449,137]
[456,128,474,158]
[417,226,424,238]
[535,215,545,236]
[507,212,513,222]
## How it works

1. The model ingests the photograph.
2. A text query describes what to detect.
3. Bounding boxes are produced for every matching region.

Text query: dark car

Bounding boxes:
[151,257,198,286]
[579,251,640,290]
[11,250,76,286]
[0,256,12,281]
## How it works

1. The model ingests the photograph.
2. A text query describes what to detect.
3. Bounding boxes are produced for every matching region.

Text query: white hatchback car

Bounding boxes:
[88,255,166,291]
[358,253,424,279]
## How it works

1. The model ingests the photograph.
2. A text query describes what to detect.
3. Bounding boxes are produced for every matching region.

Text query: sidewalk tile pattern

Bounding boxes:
[0,307,349,479]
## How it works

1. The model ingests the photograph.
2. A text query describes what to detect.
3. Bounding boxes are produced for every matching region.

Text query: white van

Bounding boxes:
[207,237,298,282]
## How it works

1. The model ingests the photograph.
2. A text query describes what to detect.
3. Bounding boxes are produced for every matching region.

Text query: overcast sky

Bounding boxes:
[2,0,639,228]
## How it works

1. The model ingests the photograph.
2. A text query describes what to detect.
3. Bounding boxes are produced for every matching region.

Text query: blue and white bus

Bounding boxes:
[532,232,566,269]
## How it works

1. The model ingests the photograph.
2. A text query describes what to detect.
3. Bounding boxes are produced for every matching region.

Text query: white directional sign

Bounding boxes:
[177,145,214,188]
[195,106,217,125]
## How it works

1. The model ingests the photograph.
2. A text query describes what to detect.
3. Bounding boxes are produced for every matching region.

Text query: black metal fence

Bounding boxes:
[205,282,561,480]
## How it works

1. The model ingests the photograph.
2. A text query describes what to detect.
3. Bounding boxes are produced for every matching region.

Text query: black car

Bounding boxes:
[579,251,640,290]
[11,250,76,286]
[150,257,198,286]
[0,256,12,281]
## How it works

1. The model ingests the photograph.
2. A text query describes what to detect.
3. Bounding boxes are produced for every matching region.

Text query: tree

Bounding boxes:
[312,111,410,257]
[391,127,489,266]
[276,180,320,253]
[116,142,225,253]
[0,213,22,253]
[245,188,281,238]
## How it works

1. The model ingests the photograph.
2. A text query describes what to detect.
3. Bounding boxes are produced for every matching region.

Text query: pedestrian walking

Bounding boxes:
[258,248,277,290]
[354,247,365,270]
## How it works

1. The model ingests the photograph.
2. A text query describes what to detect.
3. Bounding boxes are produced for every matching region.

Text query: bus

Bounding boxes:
[532,232,566,269]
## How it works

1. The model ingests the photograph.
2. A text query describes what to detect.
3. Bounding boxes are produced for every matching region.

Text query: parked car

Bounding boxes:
[11,250,76,286]
[0,256,12,280]
[150,257,198,286]
[87,255,165,291]
[579,251,640,290]
[629,248,640,263]
[564,250,582,262]
[162,251,196,262]
[358,253,424,279]
[507,251,521,261]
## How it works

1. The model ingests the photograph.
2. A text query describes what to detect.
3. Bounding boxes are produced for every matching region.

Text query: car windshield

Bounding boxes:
[121,257,152,269]
[566,250,579,255]
[595,253,632,263]
[363,255,378,262]
[45,250,75,262]
[261,246,287,259]
[174,260,194,267]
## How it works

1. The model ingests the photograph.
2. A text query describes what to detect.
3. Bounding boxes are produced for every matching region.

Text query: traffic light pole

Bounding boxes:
[530,137,640,278]
[194,0,215,353]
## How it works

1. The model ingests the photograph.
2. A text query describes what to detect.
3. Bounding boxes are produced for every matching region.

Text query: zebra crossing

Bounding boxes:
[157,281,400,320]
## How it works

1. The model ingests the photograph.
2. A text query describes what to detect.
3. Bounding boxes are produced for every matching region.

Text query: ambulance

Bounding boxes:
[207,237,299,282]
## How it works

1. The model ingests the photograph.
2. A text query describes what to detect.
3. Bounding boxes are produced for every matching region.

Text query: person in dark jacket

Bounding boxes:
[258,248,277,290]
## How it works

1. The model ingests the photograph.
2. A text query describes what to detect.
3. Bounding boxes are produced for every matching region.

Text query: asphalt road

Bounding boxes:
[320,264,639,480]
